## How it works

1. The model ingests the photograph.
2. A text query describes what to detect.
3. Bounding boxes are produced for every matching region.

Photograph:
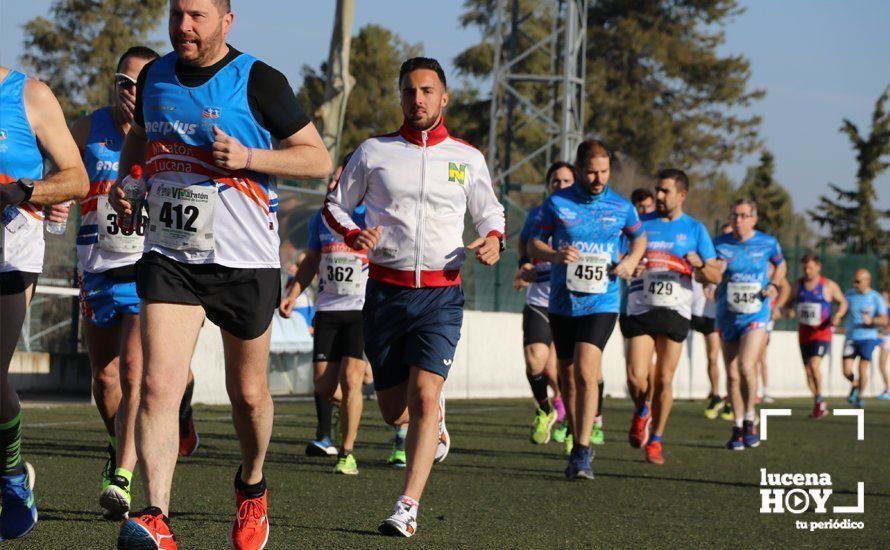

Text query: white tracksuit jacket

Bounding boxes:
[323,120,505,288]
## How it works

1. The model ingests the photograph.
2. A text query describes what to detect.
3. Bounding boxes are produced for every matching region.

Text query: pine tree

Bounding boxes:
[20,0,166,120]
[809,87,890,254]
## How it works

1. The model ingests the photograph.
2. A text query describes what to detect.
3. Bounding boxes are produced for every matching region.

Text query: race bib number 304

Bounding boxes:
[146,181,217,252]
[98,195,145,253]
[320,252,365,295]
[566,253,610,294]
[797,302,823,327]
[728,281,762,314]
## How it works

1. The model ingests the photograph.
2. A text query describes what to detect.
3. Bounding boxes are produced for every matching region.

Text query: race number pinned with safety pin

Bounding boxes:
[728,281,762,314]
[644,270,681,307]
[320,252,365,295]
[566,252,610,294]
[98,195,145,253]
[147,180,217,251]
[797,302,822,327]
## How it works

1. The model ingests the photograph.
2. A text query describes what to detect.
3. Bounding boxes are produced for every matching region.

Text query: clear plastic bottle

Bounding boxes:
[44,201,71,235]
[120,165,147,230]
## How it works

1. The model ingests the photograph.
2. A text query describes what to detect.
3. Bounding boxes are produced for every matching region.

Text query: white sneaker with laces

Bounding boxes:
[378,496,418,537]
[435,392,450,463]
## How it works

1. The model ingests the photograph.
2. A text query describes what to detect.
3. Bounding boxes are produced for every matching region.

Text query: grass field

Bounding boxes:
[5,396,888,548]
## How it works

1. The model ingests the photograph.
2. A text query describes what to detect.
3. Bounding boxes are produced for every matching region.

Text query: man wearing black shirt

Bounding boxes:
[111,1,331,548]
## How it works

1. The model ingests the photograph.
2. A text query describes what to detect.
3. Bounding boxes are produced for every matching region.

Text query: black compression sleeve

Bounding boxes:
[247,61,310,141]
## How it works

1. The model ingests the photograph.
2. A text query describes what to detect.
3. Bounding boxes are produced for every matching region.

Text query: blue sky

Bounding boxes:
[1,0,888,213]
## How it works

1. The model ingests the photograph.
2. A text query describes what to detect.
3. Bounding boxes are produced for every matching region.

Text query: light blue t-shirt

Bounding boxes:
[714,230,784,329]
[844,289,886,341]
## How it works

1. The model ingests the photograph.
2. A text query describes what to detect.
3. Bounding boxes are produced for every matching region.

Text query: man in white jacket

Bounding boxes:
[323,57,505,538]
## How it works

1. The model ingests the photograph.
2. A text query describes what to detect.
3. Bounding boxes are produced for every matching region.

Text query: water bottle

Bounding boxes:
[120,165,147,230]
[45,201,71,235]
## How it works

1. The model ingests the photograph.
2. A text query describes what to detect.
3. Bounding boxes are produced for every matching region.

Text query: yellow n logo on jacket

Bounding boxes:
[448,162,467,185]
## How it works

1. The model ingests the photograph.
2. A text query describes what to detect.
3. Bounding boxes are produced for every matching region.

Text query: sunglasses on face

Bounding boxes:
[114,73,137,91]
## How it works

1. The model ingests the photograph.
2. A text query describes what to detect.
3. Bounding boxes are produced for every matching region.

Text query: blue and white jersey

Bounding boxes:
[533,184,643,316]
[626,212,716,319]
[310,205,368,311]
[844,289,886,341]
[714,230,784,329]
[519,205,550,308]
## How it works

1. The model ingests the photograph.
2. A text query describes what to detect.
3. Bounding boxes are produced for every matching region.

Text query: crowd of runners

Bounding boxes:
[1,0,888,548]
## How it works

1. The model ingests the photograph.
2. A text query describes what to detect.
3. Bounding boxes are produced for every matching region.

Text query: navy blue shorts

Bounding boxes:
[363,279,464,391]
[843,338,880,361]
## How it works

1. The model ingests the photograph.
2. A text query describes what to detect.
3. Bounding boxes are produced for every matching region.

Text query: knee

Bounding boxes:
[228,379,271,411]
[726,368,741,384]
[627,371,647,390]
[92,362,119,390]
[341,366,364,395]
[408,384,440,418]
[119,357,142,395]
[379,400,406,426]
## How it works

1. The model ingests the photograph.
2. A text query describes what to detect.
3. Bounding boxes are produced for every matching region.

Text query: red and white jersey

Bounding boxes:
[323,120,505,288]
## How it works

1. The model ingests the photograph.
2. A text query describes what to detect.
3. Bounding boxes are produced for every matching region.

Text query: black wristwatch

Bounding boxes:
[497,235,506,252]
[17,178,35,202]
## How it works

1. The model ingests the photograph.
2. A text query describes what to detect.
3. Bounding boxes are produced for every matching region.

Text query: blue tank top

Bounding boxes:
[141,51,278,268]
[796,276,832,340]
[0,70,45,273]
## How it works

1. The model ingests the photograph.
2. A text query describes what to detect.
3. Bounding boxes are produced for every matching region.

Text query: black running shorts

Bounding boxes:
[690,315,716,335]
[522,304,552,347]
[313,310,364,363]
[0,271,38,295]
[549,312,618,360]
[135,251,280,340]
[622,309,690,343]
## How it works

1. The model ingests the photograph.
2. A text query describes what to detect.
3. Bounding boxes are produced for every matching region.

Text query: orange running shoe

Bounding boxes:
[178,407,199,457]
[117,507,177,549]
[628,410,651,448]
[645,441,665,465]
[230,488,270,550]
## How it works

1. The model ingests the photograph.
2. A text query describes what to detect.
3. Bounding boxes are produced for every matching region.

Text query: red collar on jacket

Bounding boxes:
[397,117,449,147]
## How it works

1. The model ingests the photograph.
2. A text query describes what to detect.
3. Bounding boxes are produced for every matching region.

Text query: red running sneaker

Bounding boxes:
[628,411,651,448]
[645,441,665,465]
[231,488,270,550]
[810,400,829,419]
[117,507,177,549]
[178,408,199,457]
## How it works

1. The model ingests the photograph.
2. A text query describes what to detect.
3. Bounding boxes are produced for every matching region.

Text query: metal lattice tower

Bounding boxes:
[487,0,588,193]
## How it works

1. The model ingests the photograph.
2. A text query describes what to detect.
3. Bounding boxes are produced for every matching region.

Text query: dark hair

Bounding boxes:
[399,57,447,88]
[545,161,573,183]
[801,252,821,265]
[574,139,611,174]
[116,46,160,72]
[630,188,654,206]
[213,0,231,13]
[657,168,690,192]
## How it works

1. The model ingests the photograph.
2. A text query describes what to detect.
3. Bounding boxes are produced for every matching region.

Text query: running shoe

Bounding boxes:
[628,410,651,448]
[530,408,557,445]
[553,396,567,423]
[847,386,859,404]
[854,399,865,409]
[590,422,605,446]
[378,496,418,538]
[725,426,744,451]
[877,390,890,401]
[645,441,664,465]
[305,436,337,457]
[564,446,594,480]
[334,454,359,475]
[230,487,270,550]
[101,443,116,491]
[552,422,568,443]
[564,434,573,456]
[178,406,199,457]
[761,394,775,404]
[100,474,131,521]
[704,394,722,419]
[117,507,177,550]
[742,420,760,448]
[435,392,450,463]
[810,400,829,419]
[0,462,37,540]
[719,401,734,421]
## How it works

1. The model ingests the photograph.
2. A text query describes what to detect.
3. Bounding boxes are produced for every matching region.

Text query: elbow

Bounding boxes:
[310,152,333,179]
[74,167,89,199]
